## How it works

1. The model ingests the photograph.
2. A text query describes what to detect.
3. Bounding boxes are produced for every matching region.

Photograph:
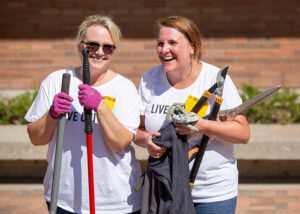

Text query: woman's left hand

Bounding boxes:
[174,116,206,135]
[78,84,104,111]
[174,122,199,135]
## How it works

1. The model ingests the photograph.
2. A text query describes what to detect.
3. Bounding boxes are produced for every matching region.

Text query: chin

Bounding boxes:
[90,61,110,71]
[162,64,176,73]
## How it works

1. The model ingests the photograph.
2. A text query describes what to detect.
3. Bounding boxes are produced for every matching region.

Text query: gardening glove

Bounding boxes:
[78,84,103,111]
[49,92,73,119]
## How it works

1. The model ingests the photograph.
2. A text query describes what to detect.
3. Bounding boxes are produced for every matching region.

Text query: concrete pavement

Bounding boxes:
[1,183,300,214]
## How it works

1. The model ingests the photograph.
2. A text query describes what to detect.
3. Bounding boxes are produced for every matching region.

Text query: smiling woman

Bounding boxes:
[24,15,142,214]
[134,16,250,214]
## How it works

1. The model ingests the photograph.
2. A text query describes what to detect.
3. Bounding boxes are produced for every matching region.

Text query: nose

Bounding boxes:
[160,43,170,54]
[95,45,104,55]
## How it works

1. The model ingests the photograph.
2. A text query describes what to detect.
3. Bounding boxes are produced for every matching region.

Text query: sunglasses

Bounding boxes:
[81,41,116,55]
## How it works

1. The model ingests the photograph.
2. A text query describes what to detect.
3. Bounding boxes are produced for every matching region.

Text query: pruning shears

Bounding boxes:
[189,66,228,189]
[190,66,228,114]
[219,86,281,121]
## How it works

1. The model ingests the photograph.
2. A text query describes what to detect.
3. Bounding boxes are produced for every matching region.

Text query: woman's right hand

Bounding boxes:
[49,92,73,119]
[146,132,166,159]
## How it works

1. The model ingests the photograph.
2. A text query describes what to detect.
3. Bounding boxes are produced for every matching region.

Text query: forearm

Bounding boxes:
[134,127,150,148]
[27,111,58,146]
[96,101,134,152]
[197,114,250,144]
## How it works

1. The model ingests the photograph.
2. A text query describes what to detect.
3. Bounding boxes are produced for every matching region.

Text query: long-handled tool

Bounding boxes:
[82,48,95,214]
[188,86,281,163]
[190,66,229,114]
[49,73,71,214]
[219,86,281,121]
[189,66,228,189]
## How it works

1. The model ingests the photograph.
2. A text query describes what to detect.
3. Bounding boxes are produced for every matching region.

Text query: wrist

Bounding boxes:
[94,97,105,112]
[49,105,59,119]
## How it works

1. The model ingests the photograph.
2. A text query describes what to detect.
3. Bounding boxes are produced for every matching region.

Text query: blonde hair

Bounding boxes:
[76,15,122,50]
[155,16,202,60]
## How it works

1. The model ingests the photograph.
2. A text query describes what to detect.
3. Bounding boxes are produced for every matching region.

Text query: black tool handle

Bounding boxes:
[191,82,218,114]
[82,48,93,134]
[190,96,223,186]
[208,97,222,120]
[191,91,211,113]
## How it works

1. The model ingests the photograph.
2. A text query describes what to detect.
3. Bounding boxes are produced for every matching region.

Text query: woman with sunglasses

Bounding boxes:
[25,15,142,214]
[135,16,250,214]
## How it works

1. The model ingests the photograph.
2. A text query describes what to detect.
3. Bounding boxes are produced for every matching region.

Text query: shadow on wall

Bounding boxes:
[0,0,299,39]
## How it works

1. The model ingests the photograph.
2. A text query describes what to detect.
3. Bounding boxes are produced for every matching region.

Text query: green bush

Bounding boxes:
[0,86,299,124]
[240,84,300,124]
[0,91,37,124]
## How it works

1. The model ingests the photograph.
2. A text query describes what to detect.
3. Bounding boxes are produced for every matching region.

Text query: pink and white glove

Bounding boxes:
[78,84,104,111]
[49,92,73,119]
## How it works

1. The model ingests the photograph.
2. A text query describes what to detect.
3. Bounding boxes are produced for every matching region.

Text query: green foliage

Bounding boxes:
[0,85,299,124]
[240,84,300,124]
[0,91,38,124]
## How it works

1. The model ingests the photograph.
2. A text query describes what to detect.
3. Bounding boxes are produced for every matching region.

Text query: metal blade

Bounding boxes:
[215,65,228,96]
[219,85,281,121]
[219,65,229,79]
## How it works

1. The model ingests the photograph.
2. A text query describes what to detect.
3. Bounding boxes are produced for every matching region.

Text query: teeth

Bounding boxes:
[91,56,104,62]
[163,56,174,61]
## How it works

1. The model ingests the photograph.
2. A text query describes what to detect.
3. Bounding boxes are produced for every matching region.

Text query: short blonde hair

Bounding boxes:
[155,16,202,61]
[76,15,122,50]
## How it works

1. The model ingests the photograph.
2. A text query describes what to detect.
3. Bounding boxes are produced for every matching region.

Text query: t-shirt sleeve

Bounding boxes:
[112,80,140,135]
[24,79,52,123]
[138,76,148,116]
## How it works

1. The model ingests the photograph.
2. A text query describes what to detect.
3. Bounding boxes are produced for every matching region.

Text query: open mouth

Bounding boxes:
[90,55,105,62]
[163,56,175,62]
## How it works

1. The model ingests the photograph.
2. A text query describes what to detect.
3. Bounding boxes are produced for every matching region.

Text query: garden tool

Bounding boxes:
[49,73,71,214]
[188,86,281,163]
[190,66,229,114]
[82,48,95,214]
[219,85,281,121]
[189,66,228,190]
[165,66,230,132]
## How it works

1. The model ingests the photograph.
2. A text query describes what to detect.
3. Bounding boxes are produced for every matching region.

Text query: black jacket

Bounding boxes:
[141,123,196,214]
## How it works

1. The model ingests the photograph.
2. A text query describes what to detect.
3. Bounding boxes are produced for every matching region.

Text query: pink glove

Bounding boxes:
[78,84,104,111]
[49,92,73,119]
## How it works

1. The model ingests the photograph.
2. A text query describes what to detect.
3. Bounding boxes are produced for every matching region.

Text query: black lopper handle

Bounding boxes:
[82,48,93,134]
[190,82,218,114]
[189,96,223,187]
[191,91,211,113]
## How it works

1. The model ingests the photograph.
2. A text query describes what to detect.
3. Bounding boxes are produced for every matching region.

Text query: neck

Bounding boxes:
[166,60,201,89]
[76,67,115,86]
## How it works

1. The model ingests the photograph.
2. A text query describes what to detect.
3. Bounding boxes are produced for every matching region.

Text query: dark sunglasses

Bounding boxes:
[81,41,116,55]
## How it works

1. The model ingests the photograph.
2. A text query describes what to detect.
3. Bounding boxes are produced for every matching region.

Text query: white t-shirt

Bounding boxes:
[25,68,142,214]
[138,62,242,203]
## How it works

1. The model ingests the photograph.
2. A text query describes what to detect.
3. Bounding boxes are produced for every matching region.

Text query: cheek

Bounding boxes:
[156,46,162,54]
[106,55,114,61]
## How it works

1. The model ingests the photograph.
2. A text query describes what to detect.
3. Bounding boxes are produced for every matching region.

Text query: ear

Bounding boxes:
[190,43,196,55]
[77,43,83,52]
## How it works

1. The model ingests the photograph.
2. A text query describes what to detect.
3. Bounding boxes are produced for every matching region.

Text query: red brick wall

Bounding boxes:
[0,0,299,90]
